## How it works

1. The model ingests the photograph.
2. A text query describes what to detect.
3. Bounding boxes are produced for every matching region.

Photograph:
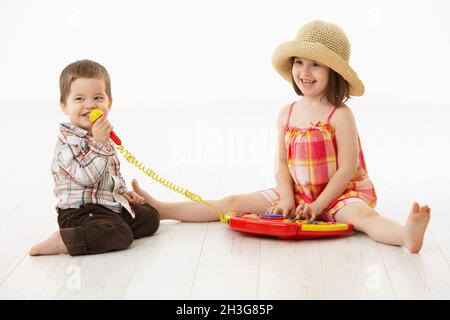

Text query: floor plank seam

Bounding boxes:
[188,222,209,299]
[255,238,262,300]
[429,231,449,268]
[375,242,398,300]
[121,237,151,299]
[0,219,54,287]
[0,254,27,289]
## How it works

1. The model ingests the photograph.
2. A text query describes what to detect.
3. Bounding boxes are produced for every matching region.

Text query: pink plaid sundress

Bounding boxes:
[260,102,377,221]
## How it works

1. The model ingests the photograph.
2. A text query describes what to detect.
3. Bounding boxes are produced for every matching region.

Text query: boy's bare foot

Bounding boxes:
[29,231,68,256]
[131,179,161,210]
[402,202,431,253]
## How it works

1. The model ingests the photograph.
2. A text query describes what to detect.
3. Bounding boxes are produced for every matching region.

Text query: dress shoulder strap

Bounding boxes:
[326,106,337,124]
[285,102,295,129]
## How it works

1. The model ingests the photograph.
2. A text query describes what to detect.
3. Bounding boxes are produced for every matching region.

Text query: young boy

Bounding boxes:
[29,59,160,256]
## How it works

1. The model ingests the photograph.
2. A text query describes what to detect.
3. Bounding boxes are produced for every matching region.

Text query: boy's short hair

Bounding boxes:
[59,59,112,104]
[291,61,350,106]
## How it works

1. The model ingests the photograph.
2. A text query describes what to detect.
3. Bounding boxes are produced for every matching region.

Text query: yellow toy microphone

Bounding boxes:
[88,109,122,145]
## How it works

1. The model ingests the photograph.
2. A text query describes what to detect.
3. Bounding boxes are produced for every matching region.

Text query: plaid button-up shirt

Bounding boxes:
[51,123,134,217]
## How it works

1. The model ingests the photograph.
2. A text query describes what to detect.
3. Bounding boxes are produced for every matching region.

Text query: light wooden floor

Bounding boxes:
[0,103,449,299]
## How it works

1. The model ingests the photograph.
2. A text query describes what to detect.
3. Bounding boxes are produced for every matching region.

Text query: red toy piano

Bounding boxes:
[224,212,353,240]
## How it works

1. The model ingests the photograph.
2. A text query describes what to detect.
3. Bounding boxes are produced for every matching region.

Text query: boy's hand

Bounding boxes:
[294,202,324,220]
[92,116,113,146]
[123,191,145,205]
[266,198,296,218]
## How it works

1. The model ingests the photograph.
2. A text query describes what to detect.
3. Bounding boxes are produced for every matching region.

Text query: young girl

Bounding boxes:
[132,20,430,253]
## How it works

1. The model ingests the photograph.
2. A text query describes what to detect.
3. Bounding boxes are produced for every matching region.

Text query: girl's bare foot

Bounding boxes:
[131,179,161,211]
[402,202,431,253]
[29,231,68,256]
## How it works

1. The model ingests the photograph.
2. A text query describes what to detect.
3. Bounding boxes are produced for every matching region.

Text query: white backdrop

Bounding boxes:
[0,0,449,109]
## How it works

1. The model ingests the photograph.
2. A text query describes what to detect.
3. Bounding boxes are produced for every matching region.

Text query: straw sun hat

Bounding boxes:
[272,20,364,96]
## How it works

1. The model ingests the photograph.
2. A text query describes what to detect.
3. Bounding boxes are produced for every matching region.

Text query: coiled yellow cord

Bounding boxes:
[116,145,226,222]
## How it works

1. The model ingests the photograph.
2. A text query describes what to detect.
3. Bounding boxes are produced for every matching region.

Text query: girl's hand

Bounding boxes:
[92,116,113,146]
[124,191,145,205]
[266,198,296,218]
[294,202,324,220]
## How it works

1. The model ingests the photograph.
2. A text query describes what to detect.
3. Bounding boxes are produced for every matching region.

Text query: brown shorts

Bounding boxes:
[57,203,160,256]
